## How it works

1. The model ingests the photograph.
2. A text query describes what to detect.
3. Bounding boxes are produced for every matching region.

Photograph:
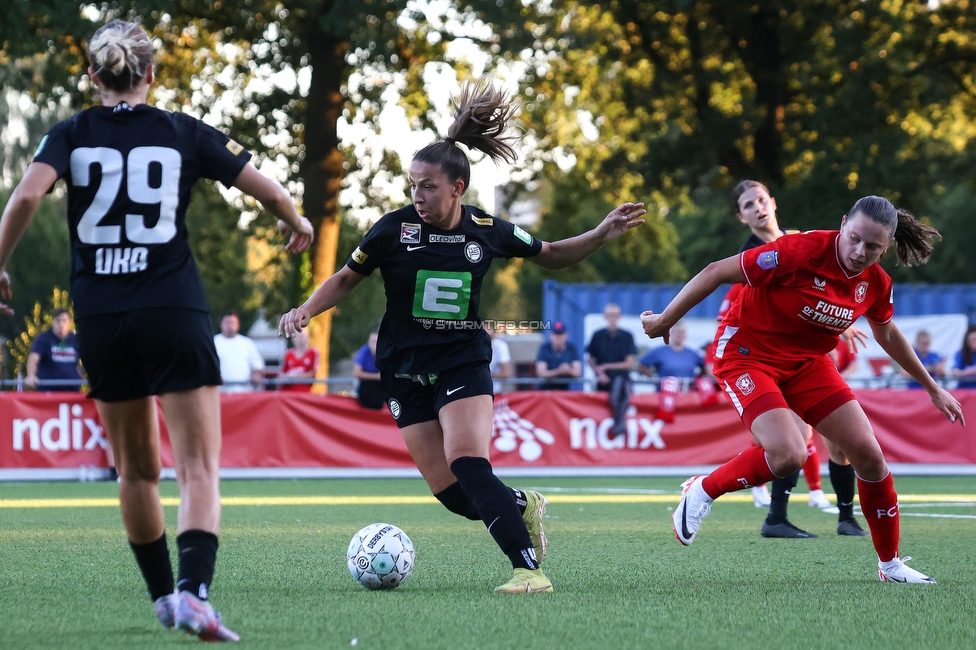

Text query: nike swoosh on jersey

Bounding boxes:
[406,245,426,251]
[446,386,465,395]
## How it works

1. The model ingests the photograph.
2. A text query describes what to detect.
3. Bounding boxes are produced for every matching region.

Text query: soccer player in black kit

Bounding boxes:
[0,20,313,641]
[279,78,646,594]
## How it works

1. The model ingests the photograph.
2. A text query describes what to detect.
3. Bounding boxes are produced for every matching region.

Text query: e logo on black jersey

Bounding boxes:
[413,271,471,319]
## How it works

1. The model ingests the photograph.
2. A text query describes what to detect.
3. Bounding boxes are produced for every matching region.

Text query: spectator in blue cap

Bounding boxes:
[535,322,582,390]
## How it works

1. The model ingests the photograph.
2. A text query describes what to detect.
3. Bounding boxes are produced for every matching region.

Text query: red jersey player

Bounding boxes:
[642,195,964,583]
[278,329,318,392]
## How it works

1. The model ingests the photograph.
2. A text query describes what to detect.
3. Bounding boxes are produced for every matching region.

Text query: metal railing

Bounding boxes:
[0,373,965,393]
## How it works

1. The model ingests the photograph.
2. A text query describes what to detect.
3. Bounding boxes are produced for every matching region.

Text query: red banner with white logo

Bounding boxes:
[0,390,973,470]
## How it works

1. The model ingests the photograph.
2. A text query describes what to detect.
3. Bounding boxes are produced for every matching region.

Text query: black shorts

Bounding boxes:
[381,361,494,429]
[76,308,221,402]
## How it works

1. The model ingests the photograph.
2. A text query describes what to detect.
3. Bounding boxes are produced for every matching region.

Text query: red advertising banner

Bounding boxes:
[0,390,973,471]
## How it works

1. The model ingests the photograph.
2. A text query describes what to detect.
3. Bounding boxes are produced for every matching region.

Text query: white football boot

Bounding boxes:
[878,556,936,584]
[673,476,714,546]
[751,484,771,508]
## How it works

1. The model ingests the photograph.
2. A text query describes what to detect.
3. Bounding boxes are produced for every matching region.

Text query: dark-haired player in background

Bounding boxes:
[0,19,313,641]
[280,77,645,594]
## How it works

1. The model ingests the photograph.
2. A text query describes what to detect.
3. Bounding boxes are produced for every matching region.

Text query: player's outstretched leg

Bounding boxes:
[450,457,553,593]
[435,483,548,564]
[673,476,713,545]
[761,471,817,539]
[858,472,934,584]
[675,446,779,545]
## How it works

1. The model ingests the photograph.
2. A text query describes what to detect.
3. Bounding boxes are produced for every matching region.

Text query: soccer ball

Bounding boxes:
[347,523,415,590]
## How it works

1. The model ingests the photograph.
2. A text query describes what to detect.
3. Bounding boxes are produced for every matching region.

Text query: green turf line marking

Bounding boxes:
[0,493,973,508]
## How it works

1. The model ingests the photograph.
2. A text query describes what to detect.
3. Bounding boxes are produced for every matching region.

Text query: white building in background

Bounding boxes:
[494,182,541,228]
[247,309,287,368]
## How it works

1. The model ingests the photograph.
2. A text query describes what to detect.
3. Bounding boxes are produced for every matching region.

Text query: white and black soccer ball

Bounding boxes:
[347,523,415,590]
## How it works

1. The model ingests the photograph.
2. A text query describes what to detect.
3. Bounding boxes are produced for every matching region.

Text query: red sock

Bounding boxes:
[701,446,778,499]
[857,473,900,562]
[803,442,822,491]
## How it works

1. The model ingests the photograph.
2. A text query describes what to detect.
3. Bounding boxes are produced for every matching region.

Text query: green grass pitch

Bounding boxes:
[1,476,974,649]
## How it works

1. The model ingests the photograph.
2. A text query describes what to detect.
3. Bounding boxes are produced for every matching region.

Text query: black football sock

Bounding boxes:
[434,483,528,519]
[129,533,175,601]
[450,457,538,570]
[510,488,528,515]
[434,482,481,520]
[766,471,799,525]
[829,459,857,521]
[176,529,219,600]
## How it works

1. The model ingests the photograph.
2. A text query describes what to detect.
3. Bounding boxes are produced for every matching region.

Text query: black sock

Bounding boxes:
[129,533,174,601]
[434,482,481,520]
[176,530,219,600]
[434,483,528,520]
[450,457,537,570]
[510,489,528,515]
[766,471,799,525]
[829,460,857,521]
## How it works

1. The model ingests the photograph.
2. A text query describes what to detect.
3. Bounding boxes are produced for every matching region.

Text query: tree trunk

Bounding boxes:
[301,15,348,392]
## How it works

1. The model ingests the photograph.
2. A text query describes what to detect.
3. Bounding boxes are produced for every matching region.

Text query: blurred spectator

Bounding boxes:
[279,329,318,392]
[899,330,944,389]
[951,324,976,388]
[27,308,84,391]
[213,311,264,392]
[486,323,511,394]
[829,338,860,379]
[354,330,383,409]
[637,321,705,381]
[534,321,581,390]
[586,303,636,438]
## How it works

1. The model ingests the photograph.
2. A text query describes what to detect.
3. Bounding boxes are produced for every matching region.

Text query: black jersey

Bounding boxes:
[32,103,251,318]
[347,204,543,374]
[737,227,799,253]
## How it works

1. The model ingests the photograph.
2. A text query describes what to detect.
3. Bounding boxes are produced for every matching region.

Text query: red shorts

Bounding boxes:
[714,354,854,430]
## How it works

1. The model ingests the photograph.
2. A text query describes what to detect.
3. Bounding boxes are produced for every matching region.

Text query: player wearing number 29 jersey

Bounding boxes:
[0,20,314,641]
[32,103,249,319]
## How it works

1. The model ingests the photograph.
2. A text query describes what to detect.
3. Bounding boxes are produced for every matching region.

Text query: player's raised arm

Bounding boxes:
[278,266,367,338]
[641,255,744,343]
[231,164,314,254]
[530,202,646,269]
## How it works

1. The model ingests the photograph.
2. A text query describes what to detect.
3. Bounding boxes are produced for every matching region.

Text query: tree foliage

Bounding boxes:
[478,0,976,284]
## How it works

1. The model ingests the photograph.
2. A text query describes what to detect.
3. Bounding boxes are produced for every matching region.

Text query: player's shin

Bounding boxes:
[857,473,900,562]
[701,445,779,499]
[450,457,537,569]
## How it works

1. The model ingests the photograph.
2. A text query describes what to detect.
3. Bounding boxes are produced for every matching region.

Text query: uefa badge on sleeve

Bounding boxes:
[757,251,779,270]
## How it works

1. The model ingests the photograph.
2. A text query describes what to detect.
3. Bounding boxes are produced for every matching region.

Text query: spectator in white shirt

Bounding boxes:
[213,311,265,392]
[486,323,511,394]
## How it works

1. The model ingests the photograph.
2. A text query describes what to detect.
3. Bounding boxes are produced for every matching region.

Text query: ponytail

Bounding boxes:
[892,207,941,267]
[413,77,520,194]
